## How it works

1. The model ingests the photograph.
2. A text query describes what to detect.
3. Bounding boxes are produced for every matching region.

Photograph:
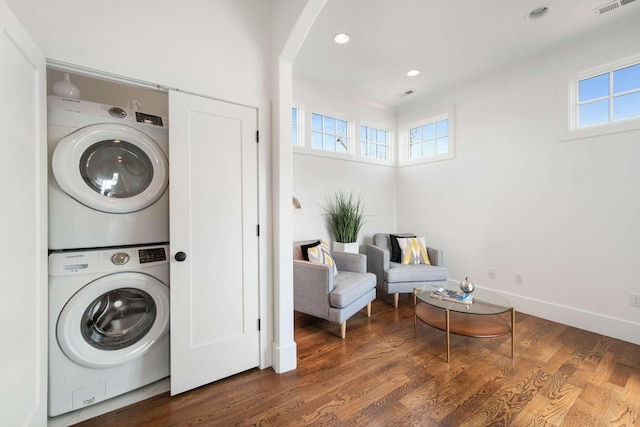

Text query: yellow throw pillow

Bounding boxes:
[398,237,431,265]
[305,240,338,276]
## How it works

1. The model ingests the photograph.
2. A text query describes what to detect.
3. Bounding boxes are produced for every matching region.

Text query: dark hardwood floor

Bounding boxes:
[76,294,640,426]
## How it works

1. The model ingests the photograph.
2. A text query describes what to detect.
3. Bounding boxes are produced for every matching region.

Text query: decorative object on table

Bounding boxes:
[430,287,473,304]
[460,276,475,293]
[53,72,81,99]
[323,190,366,253]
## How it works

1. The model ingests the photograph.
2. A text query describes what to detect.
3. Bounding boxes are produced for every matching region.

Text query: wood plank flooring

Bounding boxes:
[76,294,640,426]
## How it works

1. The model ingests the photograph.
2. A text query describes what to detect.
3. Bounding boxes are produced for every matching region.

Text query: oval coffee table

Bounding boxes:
[414,285,514,363]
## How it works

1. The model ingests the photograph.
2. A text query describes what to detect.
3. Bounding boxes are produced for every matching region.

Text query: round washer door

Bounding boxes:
[52,123,168,214]
[57,272,169,369]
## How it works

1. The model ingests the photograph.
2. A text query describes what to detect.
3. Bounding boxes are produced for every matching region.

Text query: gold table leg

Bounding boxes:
[413,292,416,330]
[511,308,515,358]
[446,309,450,363]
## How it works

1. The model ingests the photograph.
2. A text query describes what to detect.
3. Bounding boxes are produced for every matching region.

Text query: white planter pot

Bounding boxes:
[333,242,359,253]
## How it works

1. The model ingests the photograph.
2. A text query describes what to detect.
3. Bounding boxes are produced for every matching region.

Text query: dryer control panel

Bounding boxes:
[135,111,164,126]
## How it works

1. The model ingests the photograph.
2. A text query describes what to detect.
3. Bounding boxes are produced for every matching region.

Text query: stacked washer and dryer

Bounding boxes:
[47,95,171,417]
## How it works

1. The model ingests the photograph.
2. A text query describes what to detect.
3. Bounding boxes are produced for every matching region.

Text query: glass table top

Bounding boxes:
[415,284,512,315]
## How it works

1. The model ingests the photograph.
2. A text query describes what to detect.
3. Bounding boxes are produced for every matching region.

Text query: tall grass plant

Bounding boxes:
[323,191,366,243]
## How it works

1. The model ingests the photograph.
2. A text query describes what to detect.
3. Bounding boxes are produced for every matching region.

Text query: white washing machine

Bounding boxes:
[48,244,170,417]
[47,95,169,250]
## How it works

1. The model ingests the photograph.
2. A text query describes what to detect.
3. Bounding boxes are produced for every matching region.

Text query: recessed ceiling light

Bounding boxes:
[526,5,551,19]
[333,33,350,44]
[406,69,420,77]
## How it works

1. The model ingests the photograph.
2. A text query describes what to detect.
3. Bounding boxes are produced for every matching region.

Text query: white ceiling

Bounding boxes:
[293,0,640,109]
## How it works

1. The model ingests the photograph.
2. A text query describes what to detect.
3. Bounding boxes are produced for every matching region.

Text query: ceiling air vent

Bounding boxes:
[398,90,415,98]
[593,0,637,14]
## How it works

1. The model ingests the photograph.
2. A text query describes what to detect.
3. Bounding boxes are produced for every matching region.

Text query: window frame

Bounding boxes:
[291,105,301,146]
[399,106,455,166]
[309,110,351,154]
[291,101,395,166]
[360,122,390,161]
[559,53,640,142]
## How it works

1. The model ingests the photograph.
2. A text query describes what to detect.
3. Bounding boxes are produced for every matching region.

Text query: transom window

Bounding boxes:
[291,107,299,145]
[578,62,640,128]
[360,125,388,159]
[409,118,449,159]
[311,113,349,153]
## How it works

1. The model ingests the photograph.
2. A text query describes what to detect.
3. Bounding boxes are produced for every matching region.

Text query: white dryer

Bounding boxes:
[48,244,170,417]
[47,96,169,250]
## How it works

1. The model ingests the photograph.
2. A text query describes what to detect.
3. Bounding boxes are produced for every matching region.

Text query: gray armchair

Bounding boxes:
[293,240,376,339]
[366,233,448,307]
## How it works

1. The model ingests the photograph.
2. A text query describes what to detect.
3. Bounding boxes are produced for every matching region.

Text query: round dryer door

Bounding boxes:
[56,272,169,369]
[52,123,168,214]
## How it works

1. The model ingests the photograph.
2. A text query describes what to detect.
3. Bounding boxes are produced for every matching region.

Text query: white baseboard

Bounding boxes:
[47,378,170,427]
[446,279,640,346]
[271,340,297,373]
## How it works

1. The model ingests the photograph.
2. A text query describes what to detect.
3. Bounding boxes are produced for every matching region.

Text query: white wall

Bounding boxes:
[293,154,397,248]
[7,0,272,101]
[292,82,397,249]
[396,29,640,345]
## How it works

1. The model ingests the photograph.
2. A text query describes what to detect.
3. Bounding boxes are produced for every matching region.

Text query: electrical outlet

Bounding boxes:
[489,268,496,279]
[515,273,524,285]
[631,294,640,307]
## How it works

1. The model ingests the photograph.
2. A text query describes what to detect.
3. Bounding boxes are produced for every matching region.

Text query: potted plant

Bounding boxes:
[323,191,366,253]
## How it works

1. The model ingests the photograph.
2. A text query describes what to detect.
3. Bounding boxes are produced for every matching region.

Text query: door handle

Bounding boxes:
[175,251,187,262]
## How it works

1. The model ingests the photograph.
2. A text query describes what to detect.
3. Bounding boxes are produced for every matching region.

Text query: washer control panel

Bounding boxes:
[49,244,170,276]
[138,247,167,264]
[111,252,130,265]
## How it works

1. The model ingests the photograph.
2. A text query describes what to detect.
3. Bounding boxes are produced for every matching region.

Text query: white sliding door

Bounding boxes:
[169,91,260,395]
